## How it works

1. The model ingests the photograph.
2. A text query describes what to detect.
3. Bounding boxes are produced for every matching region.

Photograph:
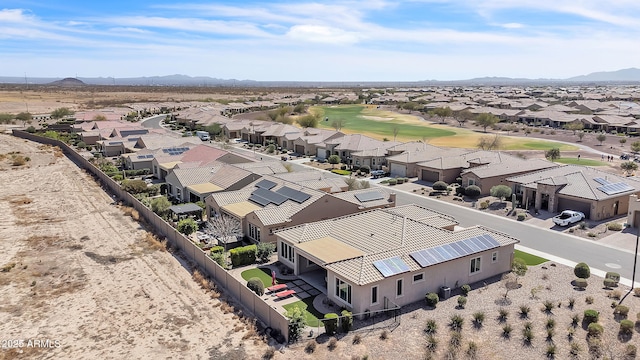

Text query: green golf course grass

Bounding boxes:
[283,297,323,327]
[553,158,608,166]
[514,250,549,265]
[310,105,577,151]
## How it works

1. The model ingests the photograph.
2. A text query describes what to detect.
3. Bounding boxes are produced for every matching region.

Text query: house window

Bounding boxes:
[470,257,481,274]
[396,279,403,297]
[372,158,376,165]
[413,273,425,283]
[335,277,352,305]
[468,178,476,186]
[371,285,378,305]
[248,223,261,242]
[492,251,498,263]
[280,242,294,263]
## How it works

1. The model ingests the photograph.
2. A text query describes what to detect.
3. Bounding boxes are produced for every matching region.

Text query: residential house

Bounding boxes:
[321,134,400,164]
[507,165,640,220]
[275,206,518,313]
[206,177,396,245]
[386,144,466,178]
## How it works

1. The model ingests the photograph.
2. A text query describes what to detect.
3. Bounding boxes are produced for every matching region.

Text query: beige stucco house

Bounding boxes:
[275,205,518,314]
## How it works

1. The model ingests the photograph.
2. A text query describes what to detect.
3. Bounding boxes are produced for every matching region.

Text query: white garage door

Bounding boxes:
[390,163,407,177]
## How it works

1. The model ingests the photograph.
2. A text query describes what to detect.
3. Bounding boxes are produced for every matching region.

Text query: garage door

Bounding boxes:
[421,169,439,182]
[390,163,406,177]
[557,198,591,218]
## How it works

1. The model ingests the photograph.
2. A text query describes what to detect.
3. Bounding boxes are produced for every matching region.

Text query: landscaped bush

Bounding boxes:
[614,305,630,318]
[583,309,599,325]
[229,244,257,267]
[605,271,620,285]
[479,200,489,210]
[461,284,471,296]
[432,181,448,191]
[517,213,526,221]
[455,187,465,196]
[359,165,370,174]
[574,262,591,279]
[619,319,634,335]
[256,242,276,263]
[457,296,467,309]
[210,246,224,254]
[449,314,464,331]
[396,178,405,184]
[607,222,623,231]
[340,310,353,333]
[425,293,439,307]
[210,252,226,268]
[247,277,264,296]
[465,185,481,198]
[323,313,339,335]
[388,178,397,185]
[603,278,617,288]
[587,323,603,337]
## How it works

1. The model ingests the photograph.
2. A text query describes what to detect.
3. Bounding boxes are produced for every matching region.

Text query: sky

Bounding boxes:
[1,0,639,81]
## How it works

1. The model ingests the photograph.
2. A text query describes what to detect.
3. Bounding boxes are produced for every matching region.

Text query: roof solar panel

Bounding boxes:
[409,234,502,268]
[248,194,271,207]
[252,188,288,205]
[354,191,385,203]
[373,256,410,278]
[598,182,634,195]
[593,177,610,185]
[276,186,311,203]
[255,179,277,190]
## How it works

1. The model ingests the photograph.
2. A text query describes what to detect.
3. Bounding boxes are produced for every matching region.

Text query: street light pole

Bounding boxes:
[620,225,639,304]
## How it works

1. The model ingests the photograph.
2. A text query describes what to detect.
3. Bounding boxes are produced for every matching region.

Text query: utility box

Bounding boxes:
[440,286,451,300]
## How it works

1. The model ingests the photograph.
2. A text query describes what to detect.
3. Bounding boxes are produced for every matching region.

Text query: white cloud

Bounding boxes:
[500,22,524,29]
[0,8,32,23]
[286,25,362,44]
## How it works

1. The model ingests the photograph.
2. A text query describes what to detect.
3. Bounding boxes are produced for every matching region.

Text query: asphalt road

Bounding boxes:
[393,190,639,286]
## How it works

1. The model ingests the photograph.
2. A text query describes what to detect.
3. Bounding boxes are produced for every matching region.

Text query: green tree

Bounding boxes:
[632,141,640,153]
[0,113,12,126]
[490,185,512,202]
[475,113,499,132]
[596,133,607,145]
[150,196,172,217]
[620,161,638,176]
[203,124,222,136]
[177,218,198,236]
[16,112,32,127]
[477,134,502,150]
[432,107,453,124]
[50,107,74,120]
[286,305,306,342]
[577,131,585,142]
[545,148,561,161]
[392,125,400,141]
[256,242,276,263]
[512,257,528,278]
[328,154,341,168]
[619,138,627,146]
[121,179,148,194]
[564,120,584,135]
[453,109,473,127]
[293,103,306,114]
[331,119,344,131]
[297,113,319,128]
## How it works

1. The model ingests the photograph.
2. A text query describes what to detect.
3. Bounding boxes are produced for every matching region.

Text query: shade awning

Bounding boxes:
[295,236,365,265]
[169,203,203,214]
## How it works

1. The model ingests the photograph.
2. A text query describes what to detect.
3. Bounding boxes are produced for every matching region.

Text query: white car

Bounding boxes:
[552,210,585,226]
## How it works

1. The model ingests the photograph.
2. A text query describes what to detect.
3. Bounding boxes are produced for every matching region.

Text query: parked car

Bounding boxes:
[620,153,630,160]
[371,170,386,178]
[552,210,585,226]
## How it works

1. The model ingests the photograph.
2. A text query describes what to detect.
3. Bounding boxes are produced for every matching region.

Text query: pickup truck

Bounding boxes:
[552,210,585,226]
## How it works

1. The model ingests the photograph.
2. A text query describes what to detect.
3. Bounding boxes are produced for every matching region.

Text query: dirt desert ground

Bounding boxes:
[0,134,267,359]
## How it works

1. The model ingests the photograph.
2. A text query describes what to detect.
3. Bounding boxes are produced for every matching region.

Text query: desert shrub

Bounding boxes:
[636,288,640,297]
[587,232,597,237]
[341,310,353,333]
[519,305,531,318]
[571,313,581,327]
[209,252,226,268]
[607,222,623,231]
[352,334,361,344]
[379,330,389,340]
[466,341,478,358]
[327,337,338,350]
[584,309,599,324]
[425,293,439,307]
[609,289,622,300]
[449,314,464,331]
[323,313,339,335]
[570,342,581,356]
[543,300,554,313]
[574,262,590,279]
[479,200,489,210]
[256,242,276,263]
[426,335,438,351]
[457,296,467,308]
[620,319,634,335]
[498,308,509,322]
[522,328,534,344]
[432,181,448,191]
[247,277,264,296]
[603,278,617,288]
[587,323,603,337]
[614,305,630,318]
[585,295,594,304]
[502,324,512,338]
[263,347,275,359]
[210,246,224,254]
[465,185,481,198]
[517,213,526,221]
[229,244,257,267]
[455,186,465,196]
[424,319,437,335]
[574,278,588,289]
[461,284,471,296]
[568,298,575,309]
[625,344,637,358]
[546,318,556,330]
[605,271,620,284]
[304,340,317,353]
[449,331,462,348]
[472,312,485,327]
[388,178,397,185]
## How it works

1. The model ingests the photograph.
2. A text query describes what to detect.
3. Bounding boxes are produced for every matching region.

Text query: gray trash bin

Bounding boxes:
[440,286,451,300]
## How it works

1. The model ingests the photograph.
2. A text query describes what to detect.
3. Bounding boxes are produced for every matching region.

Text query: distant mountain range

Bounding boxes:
[1,68,639,87]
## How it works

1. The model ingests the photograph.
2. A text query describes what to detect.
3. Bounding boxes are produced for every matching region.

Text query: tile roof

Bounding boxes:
[461,156,557,178]
[276,209,518,285]
[231,161,289,175]
[330,188,394,209]
[507,165,640,200]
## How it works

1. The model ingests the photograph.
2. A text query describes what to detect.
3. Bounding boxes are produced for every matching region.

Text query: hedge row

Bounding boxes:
[229,244,257,267]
